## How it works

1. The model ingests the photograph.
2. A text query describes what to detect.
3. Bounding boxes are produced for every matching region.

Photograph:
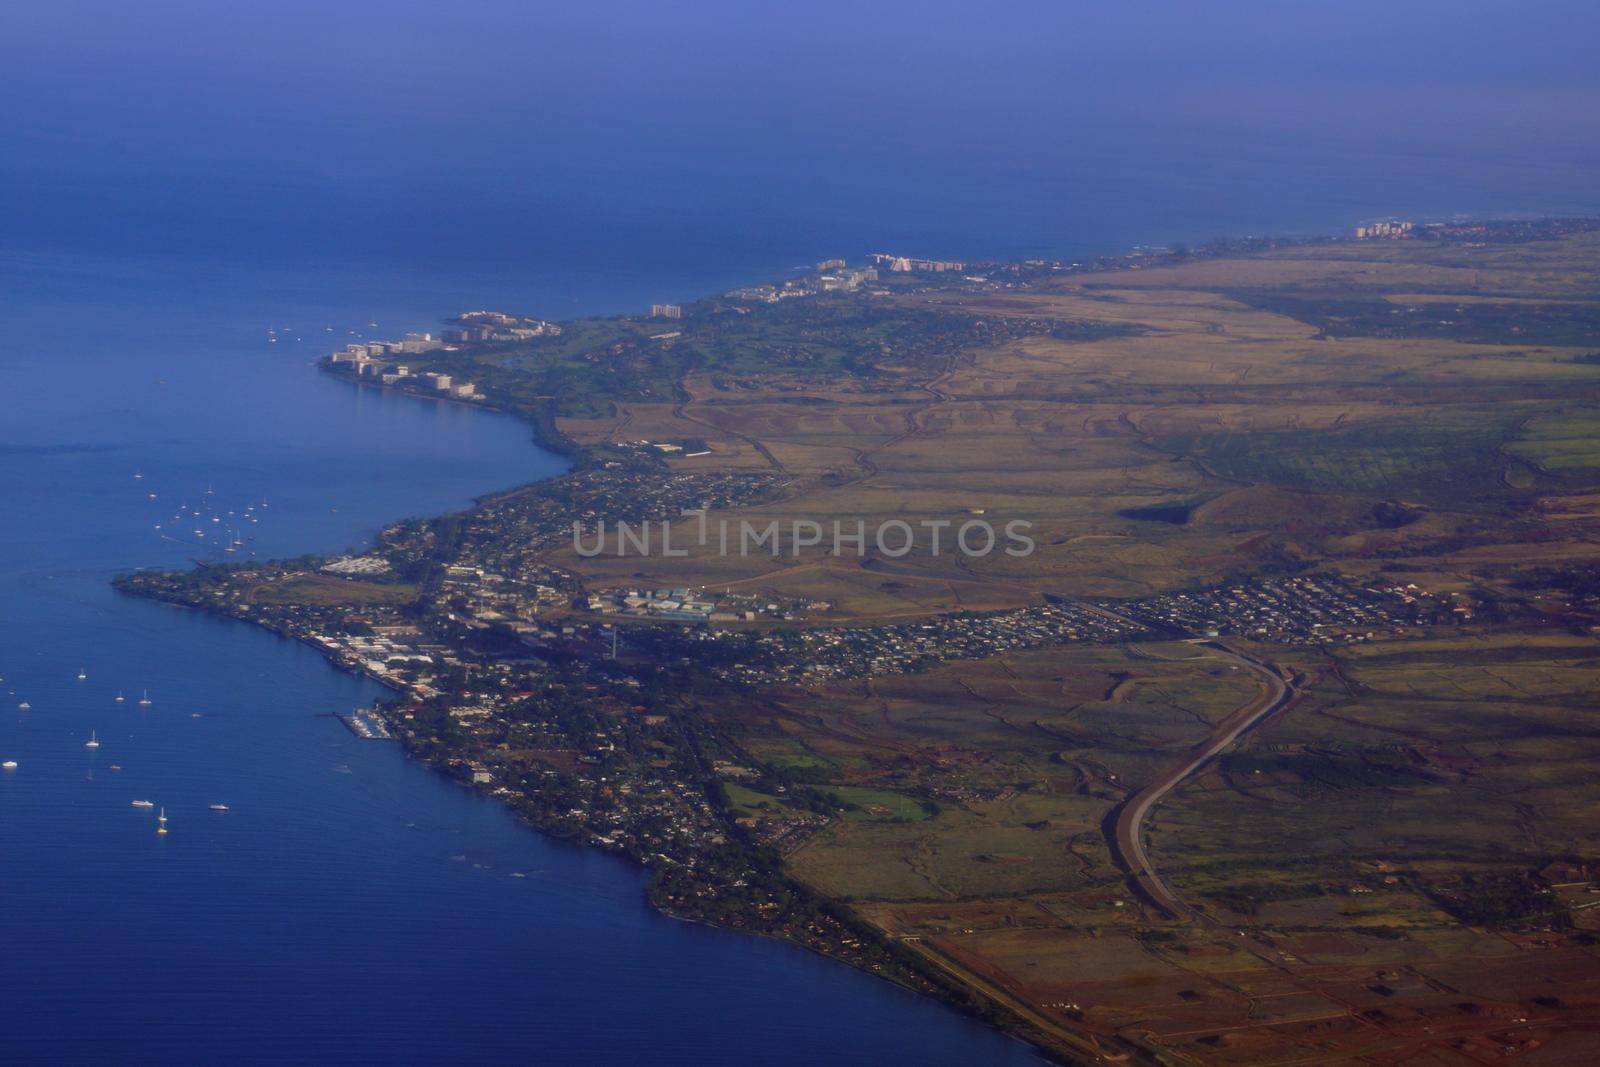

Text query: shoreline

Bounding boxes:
[114,578,1061,1056]
[114,215,1600,1066]
[119,256,1113,1058]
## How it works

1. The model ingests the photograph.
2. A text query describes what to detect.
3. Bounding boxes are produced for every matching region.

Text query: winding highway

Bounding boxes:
[1109,640,1296,920]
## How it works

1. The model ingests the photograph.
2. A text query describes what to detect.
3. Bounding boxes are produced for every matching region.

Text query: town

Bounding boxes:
[1109,575,1459,644]
[700,601,1148,684]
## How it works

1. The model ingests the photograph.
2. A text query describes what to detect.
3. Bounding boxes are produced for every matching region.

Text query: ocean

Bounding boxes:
[3,1,1599,1062]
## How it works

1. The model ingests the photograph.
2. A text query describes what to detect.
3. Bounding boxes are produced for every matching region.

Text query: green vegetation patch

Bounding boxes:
[1155,411,1518,500]
[1506,408,1600,475]
[1425,871,1572,929]
[1231,291,1600,346]
[828,786,931,822]
[1221,747,1432,793]
[407,295,1140,420]
[724,783,797,817]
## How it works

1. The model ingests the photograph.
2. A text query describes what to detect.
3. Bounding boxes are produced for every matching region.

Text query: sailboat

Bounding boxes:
[85,731,100,749]
[115,691,125,703]
[157,807,168,835]
[138,690,152,706]
[77,667,87,681]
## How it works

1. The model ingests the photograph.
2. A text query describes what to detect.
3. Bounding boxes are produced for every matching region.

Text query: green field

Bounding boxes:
[724,783,794,817]
[1507,407,1600,472]
[829,786,930,822]
[1156,412,1518,499]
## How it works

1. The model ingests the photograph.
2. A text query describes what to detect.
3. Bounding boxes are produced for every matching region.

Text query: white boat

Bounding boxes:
[209,804,230,812]
[138,691,151,706]
[77,668,87,681]
[115,691,125,703]
[157,807,169,834]
[85,731,100,749]
[17,702,29,710]
[1,760,17,770]
[131,799,154,808]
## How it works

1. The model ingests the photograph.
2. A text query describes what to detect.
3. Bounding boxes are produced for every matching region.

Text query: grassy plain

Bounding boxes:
[555,227,1600,1062]
[541,231,1600,626]
[410,225,1600,1062]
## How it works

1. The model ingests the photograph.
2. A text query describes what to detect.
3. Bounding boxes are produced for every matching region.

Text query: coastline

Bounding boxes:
[112,367,1063,1054]
[114,249,1134,1058]
[114,551,1054,1057]
[112,216,1600,1065]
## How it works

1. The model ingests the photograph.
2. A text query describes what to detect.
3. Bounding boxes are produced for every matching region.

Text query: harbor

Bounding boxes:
[336,708,395,740]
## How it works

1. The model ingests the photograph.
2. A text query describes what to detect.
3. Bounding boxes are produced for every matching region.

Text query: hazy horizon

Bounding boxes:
[4,0,1598,294]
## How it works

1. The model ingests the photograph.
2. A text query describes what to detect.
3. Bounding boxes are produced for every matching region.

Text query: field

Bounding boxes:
[1508,408,1600,475]
[737,624,1600,1063]
[462,223,1600,1062]
[748,642,1258,904]
[532,229,1600,623]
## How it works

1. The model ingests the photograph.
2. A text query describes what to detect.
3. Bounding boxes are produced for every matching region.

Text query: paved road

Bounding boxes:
[1110,641,1295,919]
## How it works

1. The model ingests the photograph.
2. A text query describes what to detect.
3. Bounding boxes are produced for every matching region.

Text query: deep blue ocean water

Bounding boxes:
[3,1,1600,1062]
